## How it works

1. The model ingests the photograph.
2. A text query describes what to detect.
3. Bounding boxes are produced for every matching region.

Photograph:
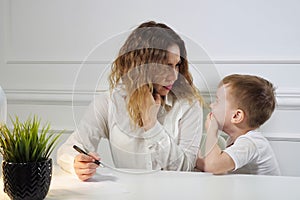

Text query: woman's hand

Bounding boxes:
[73,152,100,181]
[140,91,161,131]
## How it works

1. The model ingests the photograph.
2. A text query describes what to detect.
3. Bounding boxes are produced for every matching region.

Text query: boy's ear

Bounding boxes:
[231,109,244,124]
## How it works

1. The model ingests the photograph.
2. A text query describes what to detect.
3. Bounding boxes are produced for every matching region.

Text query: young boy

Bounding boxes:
[196,74,280,175]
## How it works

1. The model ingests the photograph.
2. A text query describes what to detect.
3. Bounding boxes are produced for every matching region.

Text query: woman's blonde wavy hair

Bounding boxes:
[109,21,204,127]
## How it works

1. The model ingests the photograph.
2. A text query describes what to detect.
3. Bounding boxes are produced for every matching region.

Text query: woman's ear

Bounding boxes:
[231,109,244,124]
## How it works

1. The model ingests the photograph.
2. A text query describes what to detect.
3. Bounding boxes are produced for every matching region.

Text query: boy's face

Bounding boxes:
[210,84,236,131]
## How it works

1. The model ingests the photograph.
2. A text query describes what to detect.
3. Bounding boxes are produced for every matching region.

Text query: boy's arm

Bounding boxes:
[196,113,235,174]
[202,142,235,174]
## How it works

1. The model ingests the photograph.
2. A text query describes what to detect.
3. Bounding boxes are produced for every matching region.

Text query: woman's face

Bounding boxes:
[153,44,181,97]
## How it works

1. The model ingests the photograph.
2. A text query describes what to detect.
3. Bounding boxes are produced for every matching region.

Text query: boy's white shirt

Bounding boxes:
[57,85,203,174]
[224,130,281,175]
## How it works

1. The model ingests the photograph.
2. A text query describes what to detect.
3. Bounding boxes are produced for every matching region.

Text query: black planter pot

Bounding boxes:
[2,158,52,200]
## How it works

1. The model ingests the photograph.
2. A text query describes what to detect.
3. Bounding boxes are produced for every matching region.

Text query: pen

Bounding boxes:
[73,145,101,166]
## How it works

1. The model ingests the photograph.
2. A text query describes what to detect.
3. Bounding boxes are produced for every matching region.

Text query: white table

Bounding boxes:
[1,166,300,200]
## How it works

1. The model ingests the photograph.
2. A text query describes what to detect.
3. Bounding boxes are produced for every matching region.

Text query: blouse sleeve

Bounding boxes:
[57,93,109,174]
[144,100,203,171]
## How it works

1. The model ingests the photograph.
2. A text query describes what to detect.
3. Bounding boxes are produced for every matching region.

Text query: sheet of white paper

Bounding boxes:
[46,169,128,199]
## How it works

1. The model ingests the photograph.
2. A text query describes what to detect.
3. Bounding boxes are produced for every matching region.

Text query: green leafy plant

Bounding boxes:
[0,116,62,163]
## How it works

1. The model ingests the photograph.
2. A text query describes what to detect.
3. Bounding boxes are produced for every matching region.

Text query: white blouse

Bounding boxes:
[57,85,203,174]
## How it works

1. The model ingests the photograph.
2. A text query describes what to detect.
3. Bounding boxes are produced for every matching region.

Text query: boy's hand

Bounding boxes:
[195,157,205,172]
[205,112,219,133]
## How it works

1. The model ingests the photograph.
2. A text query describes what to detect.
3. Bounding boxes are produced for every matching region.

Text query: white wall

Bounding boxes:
[0,0,300,176]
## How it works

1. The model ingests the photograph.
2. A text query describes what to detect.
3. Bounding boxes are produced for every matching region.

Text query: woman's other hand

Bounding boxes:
[141,91,161,131]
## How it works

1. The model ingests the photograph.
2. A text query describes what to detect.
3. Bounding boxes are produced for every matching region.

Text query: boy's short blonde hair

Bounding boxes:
[221,74,276,128]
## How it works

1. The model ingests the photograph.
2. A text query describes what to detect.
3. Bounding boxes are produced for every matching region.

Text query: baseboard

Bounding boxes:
[5,89,300,110]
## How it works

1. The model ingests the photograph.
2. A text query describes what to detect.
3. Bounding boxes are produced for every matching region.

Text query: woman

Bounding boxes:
[57,21,204,181]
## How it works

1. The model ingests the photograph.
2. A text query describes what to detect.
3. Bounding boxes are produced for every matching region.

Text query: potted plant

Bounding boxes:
[0,116,62,200]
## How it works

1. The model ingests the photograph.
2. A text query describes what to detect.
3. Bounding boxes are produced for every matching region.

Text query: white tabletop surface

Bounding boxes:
[1,166,300,200]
